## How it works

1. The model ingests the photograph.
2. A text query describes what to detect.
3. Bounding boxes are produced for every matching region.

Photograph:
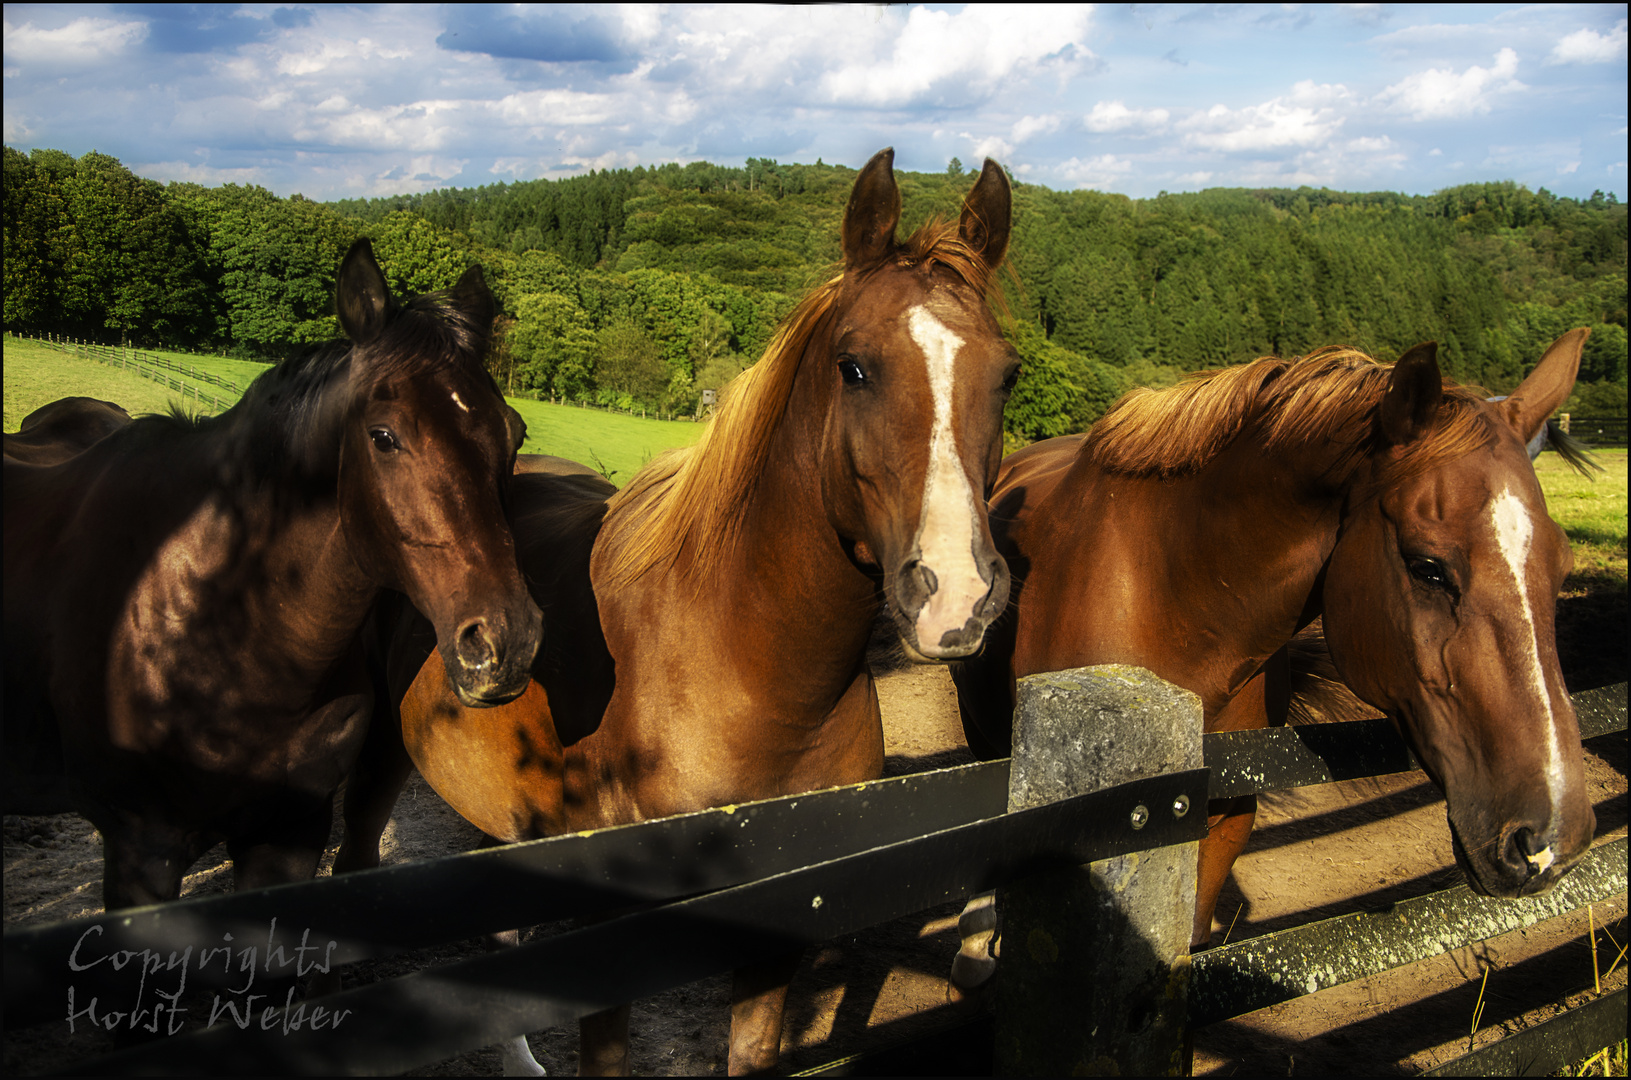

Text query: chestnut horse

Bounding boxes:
[342,150,1019,1075]
[3,396,132,465]
[2,240,541,910]
[951,329,1598,983]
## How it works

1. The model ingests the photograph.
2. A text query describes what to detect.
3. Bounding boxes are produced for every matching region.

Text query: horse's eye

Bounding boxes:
[1001,365,1021,393]
[369,428,399,453]
[838,359,867,386]
[1406,555,1451,592]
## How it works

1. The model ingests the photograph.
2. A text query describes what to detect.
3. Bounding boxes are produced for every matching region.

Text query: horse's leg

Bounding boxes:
[226,793,333,893]
[332,707,414,875]
[727,951,801,1075]
[459,835,552,1077]
[1194,795,1257,948]
[100,819,191,911]
[949,890,999,995]
[579,1005,632,1076]
[1192,647,1287,948]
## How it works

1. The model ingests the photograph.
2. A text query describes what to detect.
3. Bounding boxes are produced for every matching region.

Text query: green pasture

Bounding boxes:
[128,346,273,393]
[4,336,706,484]
[510,398,705,483]
[1535,447,1629,588]
[3,337,198,429]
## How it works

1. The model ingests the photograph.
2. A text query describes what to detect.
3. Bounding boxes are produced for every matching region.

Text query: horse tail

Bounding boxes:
[1541,419,1605,479]
[1284,622,1383,726]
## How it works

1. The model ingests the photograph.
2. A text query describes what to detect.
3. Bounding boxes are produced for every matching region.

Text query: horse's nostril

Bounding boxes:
[456,619,497,673]
[1508,826,1555,879]
[918,563,939,597]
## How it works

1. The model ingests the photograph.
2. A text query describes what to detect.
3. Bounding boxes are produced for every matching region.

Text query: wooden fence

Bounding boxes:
[9,332,244,414]
[2,677,1624,1075]
[1562,414,1629,448]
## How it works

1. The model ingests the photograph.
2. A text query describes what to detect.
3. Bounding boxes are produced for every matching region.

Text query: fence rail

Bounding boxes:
[3,679,1624,1074]
[7,332,244,414]
[1563,413,1628,447]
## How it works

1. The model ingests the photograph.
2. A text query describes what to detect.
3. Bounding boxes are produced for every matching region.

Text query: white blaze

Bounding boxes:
[451,391,469,413]
[1490,485,1566,848]
[908,305,986,650]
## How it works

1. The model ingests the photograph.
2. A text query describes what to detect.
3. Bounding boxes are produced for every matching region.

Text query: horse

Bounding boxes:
[949,329,1599,986]
[3,396,132,464]
[338,149,1019,1075]
[2,239,543,912]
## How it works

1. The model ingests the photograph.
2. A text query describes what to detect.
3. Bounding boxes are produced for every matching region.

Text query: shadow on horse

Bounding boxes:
[338,149,1021,1075]
[2,240,540,911]
[950,329,1599,988]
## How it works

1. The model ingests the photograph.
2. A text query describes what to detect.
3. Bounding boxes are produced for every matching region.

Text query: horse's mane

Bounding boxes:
[1084,346,1496,485]
[161,285,496,456]
[600,218,999,588]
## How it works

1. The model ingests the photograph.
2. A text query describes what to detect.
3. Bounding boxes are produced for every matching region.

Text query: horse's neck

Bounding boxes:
[702,350,879,691]
[1052,433,1344,709]
[190,398,378,681]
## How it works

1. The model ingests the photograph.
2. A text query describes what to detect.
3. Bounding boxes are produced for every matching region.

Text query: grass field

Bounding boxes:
[2,336,705,484]
[1534,447,1628,586]
[3,338,198,429]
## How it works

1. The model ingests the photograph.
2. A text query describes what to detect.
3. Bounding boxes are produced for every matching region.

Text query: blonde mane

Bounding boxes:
[599,218,1000,588]
[1085,346,1496,484]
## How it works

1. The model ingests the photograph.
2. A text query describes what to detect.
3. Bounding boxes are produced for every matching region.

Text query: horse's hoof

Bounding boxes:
[949,951,998,992]
[499,1034,547,1076]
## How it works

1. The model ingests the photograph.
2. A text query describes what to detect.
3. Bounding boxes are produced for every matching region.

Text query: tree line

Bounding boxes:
[4,146,1625,437]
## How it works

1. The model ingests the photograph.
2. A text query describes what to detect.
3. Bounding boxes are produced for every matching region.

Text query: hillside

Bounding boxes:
[5,148,1626,448]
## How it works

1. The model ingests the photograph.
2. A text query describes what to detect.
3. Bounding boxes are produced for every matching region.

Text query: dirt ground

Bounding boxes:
[4,656,1626,1075]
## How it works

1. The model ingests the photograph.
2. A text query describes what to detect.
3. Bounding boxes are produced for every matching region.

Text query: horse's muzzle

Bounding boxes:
[895,553,1009,661]
[447,606,542,707]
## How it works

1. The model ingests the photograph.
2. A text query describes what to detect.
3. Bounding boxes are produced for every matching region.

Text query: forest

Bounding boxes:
[4,146,1626,442]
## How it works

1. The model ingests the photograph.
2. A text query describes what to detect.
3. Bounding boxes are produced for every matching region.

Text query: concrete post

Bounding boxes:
[994,665,1203,1076]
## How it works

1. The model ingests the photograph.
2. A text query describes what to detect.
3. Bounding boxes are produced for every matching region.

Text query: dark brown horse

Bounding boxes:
[2,240,541,911]
[342,150,1019,1075]
[950,330,1598,984]
[3,397,132,465]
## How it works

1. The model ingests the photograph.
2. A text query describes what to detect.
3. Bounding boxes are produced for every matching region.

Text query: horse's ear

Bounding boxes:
[336,239,397,346]
[1379,341,1443,446]
[452,263,496,333]
[842,148,901,269]
[1500,327,1588,444]
[959,158,1012,269]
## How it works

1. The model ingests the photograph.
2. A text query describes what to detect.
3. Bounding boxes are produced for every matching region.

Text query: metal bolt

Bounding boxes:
[1173,794,1191,818]
[1130,804,1149,830]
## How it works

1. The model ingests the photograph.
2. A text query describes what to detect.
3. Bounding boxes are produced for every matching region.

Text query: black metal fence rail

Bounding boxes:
[3,681,1624,1075]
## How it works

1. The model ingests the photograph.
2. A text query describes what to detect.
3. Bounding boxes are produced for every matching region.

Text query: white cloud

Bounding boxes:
[1548,21,1628,65]
[1055,153,1133,189]
[1346,135,1396,153]
[2,16,148,66]
[495,89,619,129]
[1376,47,1525,120]
[1011,114,1062,143]
[966,133,1015,162]
[1084,100,1170,134]
[1558,161,1580,175]
[131,160,270,186]
[817,5,1095,106]
[1181,81,1348,152]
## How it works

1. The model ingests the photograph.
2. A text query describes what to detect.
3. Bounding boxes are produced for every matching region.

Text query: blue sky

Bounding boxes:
[3,3,1626,201]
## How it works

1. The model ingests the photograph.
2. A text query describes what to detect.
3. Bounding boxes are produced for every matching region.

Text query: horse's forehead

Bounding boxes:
[1388,443,1548,533]
[843,272,994,348]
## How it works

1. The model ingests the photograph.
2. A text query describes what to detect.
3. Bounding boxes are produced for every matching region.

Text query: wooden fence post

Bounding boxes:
[995,665,1202,1076]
